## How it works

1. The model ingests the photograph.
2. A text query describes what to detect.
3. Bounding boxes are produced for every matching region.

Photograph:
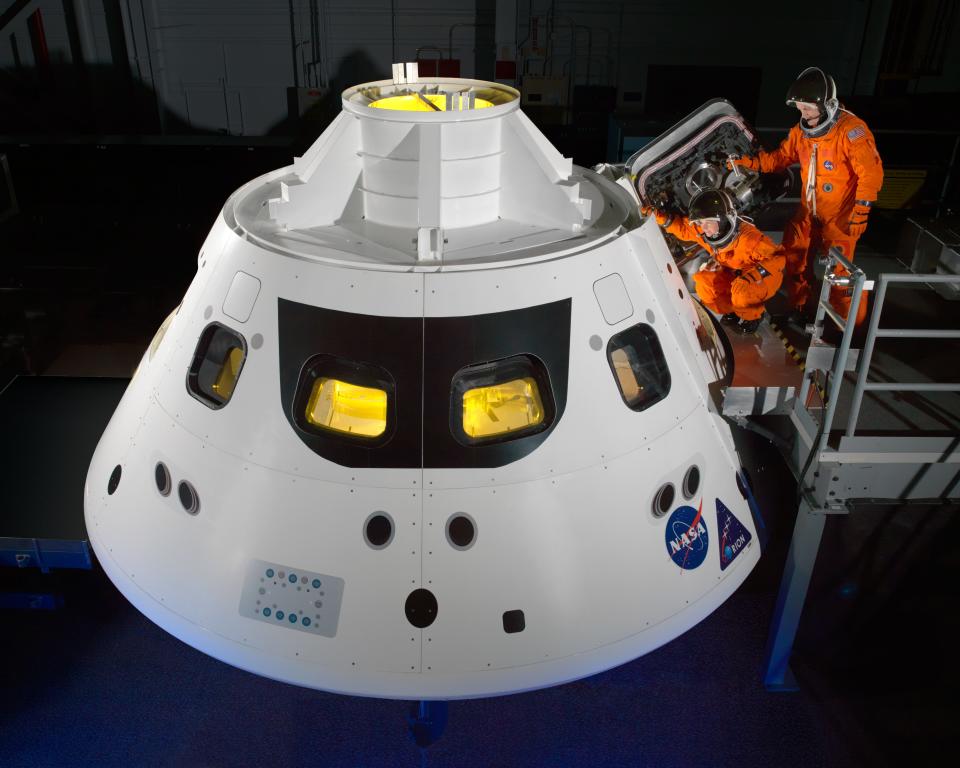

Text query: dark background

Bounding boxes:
[3,0,960,382]
[1,1,959,766]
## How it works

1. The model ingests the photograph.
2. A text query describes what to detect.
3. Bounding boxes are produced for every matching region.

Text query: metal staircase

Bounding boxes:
[727,247,960,689]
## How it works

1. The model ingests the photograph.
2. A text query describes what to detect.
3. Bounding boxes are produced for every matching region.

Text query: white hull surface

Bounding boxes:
[86,76,761,700]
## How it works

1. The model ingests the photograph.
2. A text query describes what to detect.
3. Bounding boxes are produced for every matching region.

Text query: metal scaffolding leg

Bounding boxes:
[762,498,827,691]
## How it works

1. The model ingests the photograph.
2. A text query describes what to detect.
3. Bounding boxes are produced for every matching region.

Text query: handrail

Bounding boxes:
[845,272,960,436]
[796,247,866,455]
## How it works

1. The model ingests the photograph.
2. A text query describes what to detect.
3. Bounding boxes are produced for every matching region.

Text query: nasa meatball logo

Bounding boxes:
[665,501,709,570]
[823,160,834,171]
[716,498,751,570]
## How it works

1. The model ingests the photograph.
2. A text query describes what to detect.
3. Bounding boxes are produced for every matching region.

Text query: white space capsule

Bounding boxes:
[85,74,762,700]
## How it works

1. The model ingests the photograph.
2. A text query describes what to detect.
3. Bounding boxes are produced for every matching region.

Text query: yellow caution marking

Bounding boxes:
[768,319,827,403]
[768,320,805,366]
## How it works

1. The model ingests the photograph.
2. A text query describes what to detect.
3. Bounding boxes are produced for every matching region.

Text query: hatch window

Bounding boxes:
[607,324,671,411]
[187,323,247,409]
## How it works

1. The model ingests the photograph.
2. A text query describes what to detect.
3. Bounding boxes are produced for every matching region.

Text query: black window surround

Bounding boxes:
[186,322,248,410]
[278,298,571,469]
[606,323,671,412]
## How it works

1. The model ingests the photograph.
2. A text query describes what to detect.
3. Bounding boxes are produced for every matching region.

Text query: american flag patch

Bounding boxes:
[848,126,866,141]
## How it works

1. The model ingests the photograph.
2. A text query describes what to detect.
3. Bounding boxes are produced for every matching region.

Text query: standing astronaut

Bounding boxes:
[732,66,884,326]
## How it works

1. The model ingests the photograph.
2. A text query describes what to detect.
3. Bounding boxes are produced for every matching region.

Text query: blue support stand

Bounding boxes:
[762,498,827,691]
[408,700,448,748]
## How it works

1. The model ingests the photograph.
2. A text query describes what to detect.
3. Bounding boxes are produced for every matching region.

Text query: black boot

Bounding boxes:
[720,312,740,325]
[735,317,762,334]
[786,309,814,333]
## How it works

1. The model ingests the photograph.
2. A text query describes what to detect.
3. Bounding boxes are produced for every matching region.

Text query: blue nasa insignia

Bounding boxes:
[665,503,709,570]
[824,160,834,171]
[716,498,752,571]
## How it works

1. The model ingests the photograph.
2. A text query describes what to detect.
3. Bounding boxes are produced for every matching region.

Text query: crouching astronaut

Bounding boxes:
[643,189,785,334]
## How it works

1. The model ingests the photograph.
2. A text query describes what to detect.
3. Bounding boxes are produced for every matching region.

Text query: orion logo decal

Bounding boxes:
[665,500,709,570]
[717,498,751,570]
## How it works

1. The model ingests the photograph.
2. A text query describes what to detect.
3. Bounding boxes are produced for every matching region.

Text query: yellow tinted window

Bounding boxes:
[212,347,244,400]
[147,306,178,362]
[306,378,387,438]
[610,348,643,403]
[462,377,544,439]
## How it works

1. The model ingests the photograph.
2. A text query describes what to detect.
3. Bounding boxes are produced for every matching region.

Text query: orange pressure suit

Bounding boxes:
[651,212,785,321]
[738,111,883,324]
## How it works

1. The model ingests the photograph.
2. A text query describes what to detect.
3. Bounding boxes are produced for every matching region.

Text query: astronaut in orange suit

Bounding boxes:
[644,189,784,334]
[732,67,883,326]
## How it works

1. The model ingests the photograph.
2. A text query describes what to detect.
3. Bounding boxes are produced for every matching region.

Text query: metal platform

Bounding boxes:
[722,321,803,417]
[718,245,960,690]
[0,376,128,572]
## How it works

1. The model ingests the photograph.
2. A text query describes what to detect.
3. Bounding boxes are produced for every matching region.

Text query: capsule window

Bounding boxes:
[293,354,396,445]
[187,323,247,409]
[155,462,172,496]
[450,355,555,445]
[653,483,675,518]
[148,307,178,362]
[607,324,671,411]
[178,480,200,515]
[683,465,701,499]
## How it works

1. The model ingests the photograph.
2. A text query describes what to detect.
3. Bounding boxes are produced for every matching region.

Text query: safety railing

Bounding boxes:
[795,247,866,454]
[795,246,960,451]
[845,272,960,436]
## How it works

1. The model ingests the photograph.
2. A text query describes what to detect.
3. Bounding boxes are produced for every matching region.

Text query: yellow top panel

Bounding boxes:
[370,93,494,111]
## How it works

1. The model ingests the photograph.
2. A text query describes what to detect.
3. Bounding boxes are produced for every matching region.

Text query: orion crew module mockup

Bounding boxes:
[85,66,762,700]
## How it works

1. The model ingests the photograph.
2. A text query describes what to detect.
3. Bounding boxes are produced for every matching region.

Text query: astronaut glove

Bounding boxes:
[699,258,721,272]
[847,200,871,239]
[727,155,759,172]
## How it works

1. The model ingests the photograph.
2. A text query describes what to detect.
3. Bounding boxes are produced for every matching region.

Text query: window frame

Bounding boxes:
[186,322,248,410]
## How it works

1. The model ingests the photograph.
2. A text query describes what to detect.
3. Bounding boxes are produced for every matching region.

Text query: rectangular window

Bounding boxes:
[187,323,247,409]
[451,355,554,445]
[212,347,244,400]
[607,324,671,411]
[292,354,396,446]
[462,376,544,439]
[305,378,388,438]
